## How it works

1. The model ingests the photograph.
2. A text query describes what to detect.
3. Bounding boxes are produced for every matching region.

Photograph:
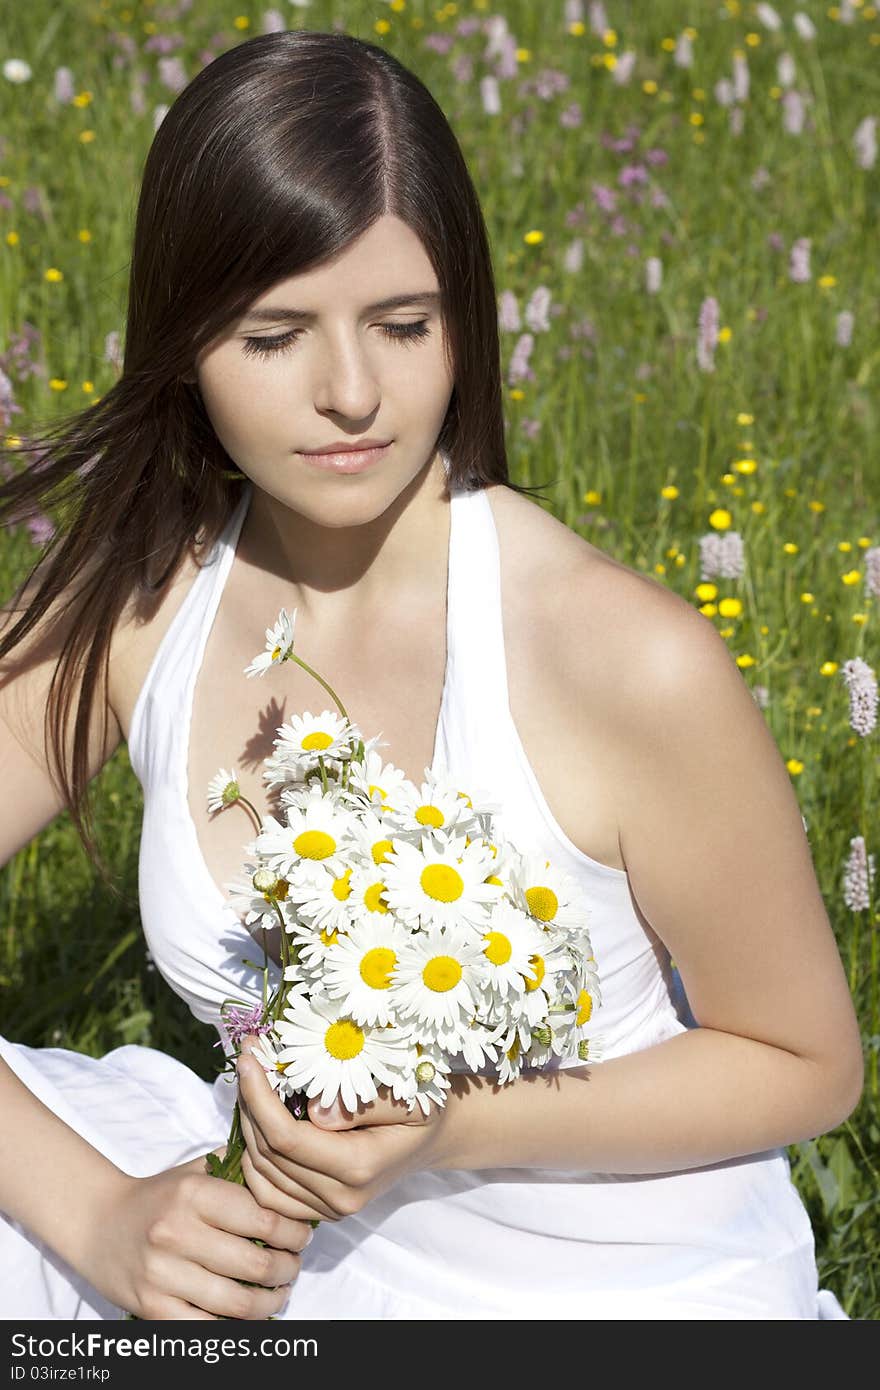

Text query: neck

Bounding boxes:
[241,449,451,627]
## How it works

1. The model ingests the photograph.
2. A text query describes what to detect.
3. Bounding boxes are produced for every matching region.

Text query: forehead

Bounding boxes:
[248,215,439,313]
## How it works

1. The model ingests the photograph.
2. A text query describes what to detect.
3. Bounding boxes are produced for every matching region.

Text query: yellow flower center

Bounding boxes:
[415,804,444,828]
[372,838,394,864]
[483,931,512,966]
[524,954,546,992]
[507,1037,521,1062]
[526,884,558,921]
[420,862,464,902]
[364,882,390,913]
[332,869,352,901]
[301,730,334,751]
[324,1019,365,1060]
[485,874,504,886]
[293,828,337,859]
[320,926,339,946]
[271,645,282,660]
[360,946,396,989]
[367,782,388,802]
[261,877,290,903]
[576,989,593,1026]
[422,955,463,992]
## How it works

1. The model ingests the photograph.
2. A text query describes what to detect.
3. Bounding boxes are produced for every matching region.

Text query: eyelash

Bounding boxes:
[241,321,432,358]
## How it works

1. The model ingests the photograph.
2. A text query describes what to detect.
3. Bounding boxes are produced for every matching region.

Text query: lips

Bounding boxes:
[301,439,391,454]
[298,443,391,474]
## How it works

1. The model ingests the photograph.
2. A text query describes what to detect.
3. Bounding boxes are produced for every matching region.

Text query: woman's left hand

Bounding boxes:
[235,1036,450,1223]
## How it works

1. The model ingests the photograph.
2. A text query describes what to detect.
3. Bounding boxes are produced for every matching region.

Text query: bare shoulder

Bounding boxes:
[483,480,697,715]
[482,488,863,1095]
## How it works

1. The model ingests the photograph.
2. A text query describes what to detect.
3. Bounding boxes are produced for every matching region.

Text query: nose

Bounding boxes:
[311,328,382,422]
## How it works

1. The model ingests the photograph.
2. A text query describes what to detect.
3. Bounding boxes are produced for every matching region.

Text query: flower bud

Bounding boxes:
[252,867,276,893]
[577,1039,594,1062]
[531,1024,552,1048]
[414,1059,436,1084]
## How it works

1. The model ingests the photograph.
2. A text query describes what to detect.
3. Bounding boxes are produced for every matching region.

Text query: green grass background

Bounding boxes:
[1,0,878,1317]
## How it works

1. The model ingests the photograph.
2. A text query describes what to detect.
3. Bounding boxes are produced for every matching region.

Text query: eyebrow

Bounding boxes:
[241,291,443,324]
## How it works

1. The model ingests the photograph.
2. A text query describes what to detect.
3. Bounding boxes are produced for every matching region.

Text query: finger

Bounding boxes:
[150,1296,221,1321]
[236,1060,357,1182]
[238,1104,343,1221]
[198,1176,316,1252]
[192,1225,302,1288]
[308,1089,423,1130]
[174,1261,293,1321]
[240,1146,333,1223]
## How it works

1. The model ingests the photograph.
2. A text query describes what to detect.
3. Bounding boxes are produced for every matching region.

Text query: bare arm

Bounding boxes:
[0,576,310,1316]
[0,568,127,1263]
[0,1057,132,1265]
[433,588,864,1172]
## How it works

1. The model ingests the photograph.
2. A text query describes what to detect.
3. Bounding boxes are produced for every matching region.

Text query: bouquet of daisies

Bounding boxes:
[206,608,604,1188]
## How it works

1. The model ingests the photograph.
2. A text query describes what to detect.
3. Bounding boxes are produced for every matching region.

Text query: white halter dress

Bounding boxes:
[0,468,848,1319]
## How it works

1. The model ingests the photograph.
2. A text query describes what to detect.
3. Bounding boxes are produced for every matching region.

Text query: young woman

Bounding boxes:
[0,30,862,1321]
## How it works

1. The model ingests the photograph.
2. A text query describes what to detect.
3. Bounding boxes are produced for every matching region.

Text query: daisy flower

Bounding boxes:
[254,784,354,881]
[381,827,503,931]
[495,1025,529,1085]
[517,942,573,1027]
[389,920,488,1050]
[322,918,410,1025]
[283,857,363,934]
[3,59,33,84]
[342,744,414,813]
[551,958,603,1055]
[340,802,402,872]
[272,728,384,805]
[206,767,240,814]
[269,710,357,777]
[441,776,504,830]
[224,861,293,930]
[243,1030,304,1103]
[273,993,410,1111]
[390,1042,452,1115]
[476,899,548,1001]
[455,1017,507,1073]
[244,607,297,678]
[507,850,593,946]
[387,771,479,838]
[285,914,351,975]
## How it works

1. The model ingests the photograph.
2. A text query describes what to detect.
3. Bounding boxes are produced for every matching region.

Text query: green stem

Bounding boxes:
[287,654,349,721]
[236,795,263,835]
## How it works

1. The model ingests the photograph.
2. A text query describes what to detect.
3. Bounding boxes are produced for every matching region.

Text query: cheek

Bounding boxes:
[199,363,280,451]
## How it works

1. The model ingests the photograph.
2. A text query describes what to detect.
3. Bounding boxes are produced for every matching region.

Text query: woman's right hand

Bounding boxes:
[79,1145,313,1320]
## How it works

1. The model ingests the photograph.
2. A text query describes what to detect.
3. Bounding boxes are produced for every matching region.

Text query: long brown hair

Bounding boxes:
[0,28,555,885]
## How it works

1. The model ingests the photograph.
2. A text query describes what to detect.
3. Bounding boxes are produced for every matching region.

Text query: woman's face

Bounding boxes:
[193,215,455,529]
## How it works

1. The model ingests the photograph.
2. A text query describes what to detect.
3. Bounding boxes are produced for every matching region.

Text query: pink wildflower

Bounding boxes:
[216,1002,273,1051]
[842,836,875,913]
[789,237,811,283]
[864,547,880,599]
[841,657,878,738]
[696,296,719,373]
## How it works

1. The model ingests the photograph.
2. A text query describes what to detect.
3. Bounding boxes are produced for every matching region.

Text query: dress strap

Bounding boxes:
[182,483,252,688]
[442,486,513,749]
[127,483,252,781]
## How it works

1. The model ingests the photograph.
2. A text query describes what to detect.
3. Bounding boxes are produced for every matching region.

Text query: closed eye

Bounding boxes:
[241,321,432,358]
